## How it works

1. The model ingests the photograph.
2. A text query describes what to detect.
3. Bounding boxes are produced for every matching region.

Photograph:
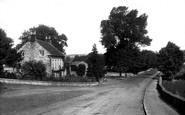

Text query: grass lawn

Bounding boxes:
[162,80,185,99]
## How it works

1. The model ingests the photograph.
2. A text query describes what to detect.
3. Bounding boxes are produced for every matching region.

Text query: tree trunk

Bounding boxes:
[119,71,122,77]
[125,73,127,78]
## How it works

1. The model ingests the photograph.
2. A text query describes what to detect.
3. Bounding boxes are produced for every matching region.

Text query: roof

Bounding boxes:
[36,39,64,57]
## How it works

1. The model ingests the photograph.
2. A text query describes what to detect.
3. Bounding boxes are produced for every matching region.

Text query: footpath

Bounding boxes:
[144,78,179,115]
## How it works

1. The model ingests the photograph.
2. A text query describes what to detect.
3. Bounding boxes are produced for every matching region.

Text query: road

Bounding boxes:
[0,72,157,115]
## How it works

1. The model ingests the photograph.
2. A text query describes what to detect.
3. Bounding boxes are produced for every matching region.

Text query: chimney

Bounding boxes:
[46,36,52,44]
[29,31,36,42]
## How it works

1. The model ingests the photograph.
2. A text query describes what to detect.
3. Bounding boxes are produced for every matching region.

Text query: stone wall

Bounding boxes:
[157,77,185,114]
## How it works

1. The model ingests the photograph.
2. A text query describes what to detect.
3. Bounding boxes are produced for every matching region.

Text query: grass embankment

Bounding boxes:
[175,64,185,80]
[162,80,185,99]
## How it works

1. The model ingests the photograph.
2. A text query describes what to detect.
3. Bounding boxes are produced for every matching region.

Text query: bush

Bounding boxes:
[21,60,46,80]
[76,64,86,77]
[175,73,185,80]
[0,71,17,79]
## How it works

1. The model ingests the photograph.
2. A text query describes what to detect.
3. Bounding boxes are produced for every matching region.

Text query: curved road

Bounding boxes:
[1,72,158,115]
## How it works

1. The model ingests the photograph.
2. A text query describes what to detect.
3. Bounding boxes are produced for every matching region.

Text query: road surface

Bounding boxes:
[0,72,160,115]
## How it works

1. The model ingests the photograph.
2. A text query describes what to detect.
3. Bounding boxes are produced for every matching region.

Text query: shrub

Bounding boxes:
[76,64,86,77]
[0,71,17,79]
[21,60,46,80]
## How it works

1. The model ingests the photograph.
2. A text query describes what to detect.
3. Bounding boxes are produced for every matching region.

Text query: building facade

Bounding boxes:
[18,37,65,77]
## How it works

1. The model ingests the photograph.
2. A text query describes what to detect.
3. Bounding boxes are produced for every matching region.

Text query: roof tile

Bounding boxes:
[36,39,64,57]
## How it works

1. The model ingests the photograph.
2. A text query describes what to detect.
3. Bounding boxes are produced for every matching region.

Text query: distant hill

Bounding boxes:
[65,54,88,63]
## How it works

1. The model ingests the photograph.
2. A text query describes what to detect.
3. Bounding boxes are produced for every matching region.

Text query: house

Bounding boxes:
[70,61,88,76]
[3,65,14,73]
[18,35,65,77]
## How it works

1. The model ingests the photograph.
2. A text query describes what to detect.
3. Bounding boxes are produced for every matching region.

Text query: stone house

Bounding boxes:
[18,37,65,77]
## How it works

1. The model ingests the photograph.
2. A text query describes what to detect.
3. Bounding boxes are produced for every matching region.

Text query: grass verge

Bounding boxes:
[162,80,185,98]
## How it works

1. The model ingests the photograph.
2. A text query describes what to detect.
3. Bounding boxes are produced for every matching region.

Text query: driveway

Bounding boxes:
[1,73,157,115]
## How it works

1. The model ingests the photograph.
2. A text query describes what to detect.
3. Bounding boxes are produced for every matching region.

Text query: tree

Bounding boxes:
[101,6,152,76]
[16,24,68,53]
[139,50,157,71]
[76,64,86,77]
[87,44,105,82]
[6,48,23,69]
[157,42,184,80]
[0,28,22,75]
[73,55,88,62]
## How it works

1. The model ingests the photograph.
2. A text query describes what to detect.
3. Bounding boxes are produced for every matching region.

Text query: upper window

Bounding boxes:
[39,50,44,56]
[21,50,24,57]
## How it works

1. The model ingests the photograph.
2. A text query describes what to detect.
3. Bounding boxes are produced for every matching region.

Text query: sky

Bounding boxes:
[0,0,185,55]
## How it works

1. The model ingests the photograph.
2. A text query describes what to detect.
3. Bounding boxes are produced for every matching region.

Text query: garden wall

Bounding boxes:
[157,76,185,114]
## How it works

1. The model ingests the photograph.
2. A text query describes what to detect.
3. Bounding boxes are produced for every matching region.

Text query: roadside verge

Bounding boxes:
[157,77,185,114]
[0,78,105,87]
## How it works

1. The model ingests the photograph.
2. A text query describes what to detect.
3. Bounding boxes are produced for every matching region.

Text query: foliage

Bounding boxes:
[21,60,46,80]
[100,6,152,75]
[16,24,68,53]
[0,28,22,75]
[76,64,86,77]
[6,48,23,68]
[157,42,184,80]
[100,6,152,49]
[73,55,88,62]
[87,44,105,82]
[64,62,70,75]
[175,65,185,80]
[115,46,140,76]
[0,71,17,79]
[139,50,157,71]
[0,28,13,73]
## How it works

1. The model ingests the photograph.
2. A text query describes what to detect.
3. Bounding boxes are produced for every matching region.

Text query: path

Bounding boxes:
[144,78,179,115]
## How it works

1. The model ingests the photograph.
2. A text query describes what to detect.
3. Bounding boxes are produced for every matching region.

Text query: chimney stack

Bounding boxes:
[46,35,52,44]
[29,30,36,42]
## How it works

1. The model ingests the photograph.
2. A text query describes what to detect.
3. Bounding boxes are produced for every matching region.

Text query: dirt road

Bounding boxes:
[0,73,157,115]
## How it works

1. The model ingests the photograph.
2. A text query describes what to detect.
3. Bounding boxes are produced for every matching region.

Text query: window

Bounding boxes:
[71,65,77,71]
[39,50,44,56]
[21,50,24,57]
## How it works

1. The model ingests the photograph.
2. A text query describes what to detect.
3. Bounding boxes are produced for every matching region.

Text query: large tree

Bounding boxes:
[157,42,184,80]
[0,28,22,74]
[101,6,152,75]
[16,24,68,53]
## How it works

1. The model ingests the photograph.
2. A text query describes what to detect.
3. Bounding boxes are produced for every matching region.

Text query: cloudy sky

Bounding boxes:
[0,0,185,54]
